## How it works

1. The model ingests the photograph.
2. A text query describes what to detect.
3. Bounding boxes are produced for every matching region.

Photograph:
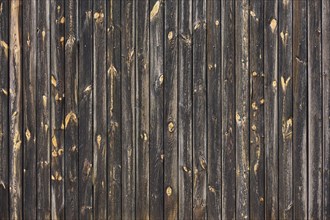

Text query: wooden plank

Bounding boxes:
[93,0,107,218]
[221,0,236,219]
[206,0,221,219]
[136,0,150,219]
[164,0,178,219]
[264,1,278,219]
[9,1,23,219]
[278,0,293,218]
[64,0,79,218]
[149,0,164,219]
[22,0,37,218]
[50,0,65,219]
[249,1,265,219]
[235,0,249,219]
[192,0,207,219]
[121,0,136,219]
[322,0,330,218]
[292,0,308,219]
[78,0,93,218]
[36,0,51,218]
[0,0,9,218]
[178,0,193,219]
[308,0,323,219]
[107,0,122,219]
[9,1,23,218]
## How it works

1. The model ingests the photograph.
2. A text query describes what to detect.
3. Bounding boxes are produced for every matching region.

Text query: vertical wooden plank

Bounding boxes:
[278,0,293,218]
[192,0,207,219]
[36,0,51,218]
[292,0,308,219]
[9,1,22,219]
[149,0,164,219]
[121,0,135,219]
[107,0,122,219]
[93,0,107,219]
[22,0,37,218]
[79,0,93,218]
[164,0,178,219]
[322,0,330,218]
[50,0,65,218]
[264,0,278,219]
[249,0,265,219]
[235,0,249,219]
[0,0,9,218]
[308,0,323,219]
[221,0,236,219]
[206,0,221,219]
[178,0,192,219]
[136,0,149,219]
[64,0,79,218]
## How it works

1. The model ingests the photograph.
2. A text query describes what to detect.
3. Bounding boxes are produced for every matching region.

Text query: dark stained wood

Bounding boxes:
[50,0,65,219]
[0,0,9,218]
[235,0,249,219]
[93,0,107,218]
[0,0,9,219]
[36,0,51,218]
[1,1,330,219]
[164,0,178,219]
[278,0,293,218]
[23,0,37,219]
[221,0,236,219]
[79,0,93,219]
[178,0,193,219]
[121,0,136,219]
[264,0,278,219]
[136,0,149,219]
[206,0,221,219]
[322,0,330,219]
[293,0,308,219]
[149,0,164,219]
[308,0,323,219]
[64,0,79,218]
[107,0,122,219]
[192,0,207,219]
[249,0,265,219]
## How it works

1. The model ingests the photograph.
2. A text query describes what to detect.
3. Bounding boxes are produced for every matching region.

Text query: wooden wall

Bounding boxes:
[0,0,329,219]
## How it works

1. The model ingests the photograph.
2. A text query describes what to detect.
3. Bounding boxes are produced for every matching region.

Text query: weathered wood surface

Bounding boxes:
[64,0,79,219]
[23,0,37,218]
[293,0,308,219]
[0,1,329,219]
[0,0,9,219]
[78,0,93,219]
[9,1,23,219]
[50,0,65,219]
[264,1,279,219]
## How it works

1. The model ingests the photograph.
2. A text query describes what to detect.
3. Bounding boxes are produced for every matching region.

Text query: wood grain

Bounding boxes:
[23,0,37,219]
[149,0,164,219]
[64,0,79,218]
[206,0,221,219]
[293,0,308,219]
[50,0,65,218]
[0,0,9,219]
[178,0,193,219]
[235,0,250,219]
[192,0,207,219]
[107,0,122,219]
[0,1,329,218]
[79,0,93,219]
